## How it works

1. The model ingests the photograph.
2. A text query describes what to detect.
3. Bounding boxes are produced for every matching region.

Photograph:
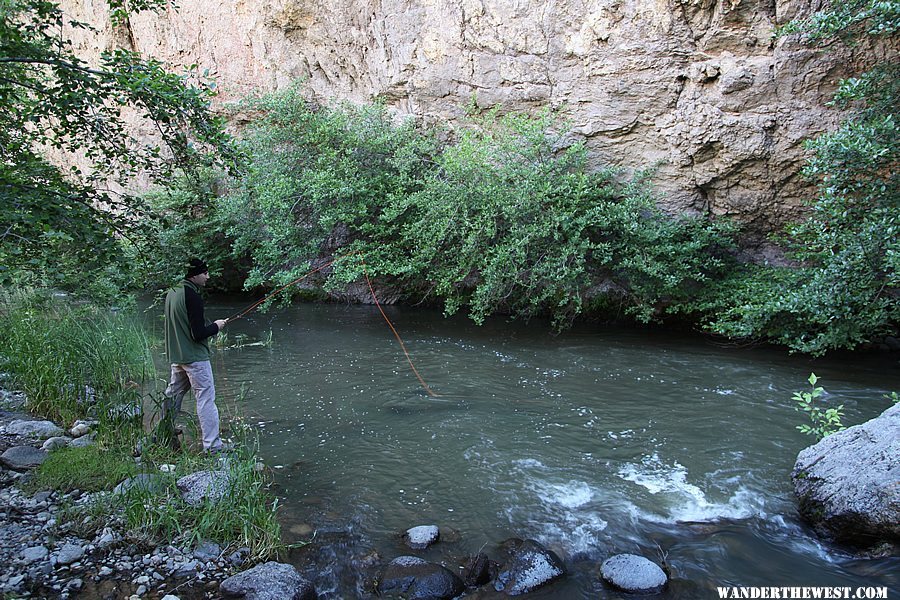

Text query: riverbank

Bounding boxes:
[0,388,277,600]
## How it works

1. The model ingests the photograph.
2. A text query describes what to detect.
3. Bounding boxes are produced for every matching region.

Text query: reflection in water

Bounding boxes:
[148,300,900,598]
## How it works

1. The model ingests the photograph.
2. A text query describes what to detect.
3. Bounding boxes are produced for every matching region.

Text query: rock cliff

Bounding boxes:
[60,0,887,235]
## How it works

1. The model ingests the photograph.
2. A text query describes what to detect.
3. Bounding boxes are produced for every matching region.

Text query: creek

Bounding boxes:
[167,299,900,598]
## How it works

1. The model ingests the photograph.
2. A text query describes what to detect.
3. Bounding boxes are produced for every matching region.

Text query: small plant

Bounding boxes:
[885,391,899,404]
[794,373,846,439]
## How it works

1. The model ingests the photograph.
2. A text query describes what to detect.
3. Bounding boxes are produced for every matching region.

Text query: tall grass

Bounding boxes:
[0,289,153,425]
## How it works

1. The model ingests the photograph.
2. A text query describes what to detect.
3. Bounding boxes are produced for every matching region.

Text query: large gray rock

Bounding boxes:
[493,539,566,595]
[379,556,464,600]
[219,561,316,600]
[176,470,230,507]
[600,553,668,593]
[6,420,63,439]
[1,446,48,470]
[792,403,900,547]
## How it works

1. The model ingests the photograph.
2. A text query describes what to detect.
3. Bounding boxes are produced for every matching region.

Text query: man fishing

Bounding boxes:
[161,258,229,453]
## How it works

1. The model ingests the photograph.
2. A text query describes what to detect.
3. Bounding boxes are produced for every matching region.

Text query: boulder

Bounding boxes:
[176,470,230,507]
[493,539,566,595]
[1,446,48,470]
[379,556,464,600]
[792,403,900,547]
[219,561,317,600]
[6,420,63,439]
[600,554,667,593]
[192,540,222,561]
[404,525,440,550]
[69,420,94,438]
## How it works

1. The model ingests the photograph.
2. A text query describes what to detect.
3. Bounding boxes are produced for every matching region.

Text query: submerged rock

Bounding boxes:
[379,556,464,600]
[792,402,900,548]
[219,561,317,600]
[600,553,667,593]
[494,539,566,595]
[404,525,439,550]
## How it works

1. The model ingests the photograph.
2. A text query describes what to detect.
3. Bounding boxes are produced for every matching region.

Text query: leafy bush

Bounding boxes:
[225,92,733,327]
[222,85,436,293]
[140,168,247,292]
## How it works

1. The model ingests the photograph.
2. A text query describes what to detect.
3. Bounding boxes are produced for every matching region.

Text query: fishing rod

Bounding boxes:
[223,252,440,397]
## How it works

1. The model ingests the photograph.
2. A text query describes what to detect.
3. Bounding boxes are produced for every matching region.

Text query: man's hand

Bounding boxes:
[215,319,228,331]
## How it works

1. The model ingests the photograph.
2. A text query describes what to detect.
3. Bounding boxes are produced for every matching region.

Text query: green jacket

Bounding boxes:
[164,279,219,364]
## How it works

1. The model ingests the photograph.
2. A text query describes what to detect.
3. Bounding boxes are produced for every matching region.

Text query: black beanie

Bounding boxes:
[186,258,209,278]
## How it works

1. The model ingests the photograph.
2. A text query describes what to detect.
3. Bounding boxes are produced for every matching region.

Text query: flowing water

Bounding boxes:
[158,300,900,598]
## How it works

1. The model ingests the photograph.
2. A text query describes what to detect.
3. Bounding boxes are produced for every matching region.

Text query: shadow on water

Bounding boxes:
[143,299,900,598]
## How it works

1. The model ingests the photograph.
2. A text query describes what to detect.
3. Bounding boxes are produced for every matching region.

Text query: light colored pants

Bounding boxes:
[164,360,222,451]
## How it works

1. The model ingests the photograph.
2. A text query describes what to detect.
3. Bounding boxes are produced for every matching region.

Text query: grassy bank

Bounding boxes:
[0,289,283,561]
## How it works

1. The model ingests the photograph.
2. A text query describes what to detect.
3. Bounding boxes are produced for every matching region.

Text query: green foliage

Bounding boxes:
[701,2,898,354]
[140,168,246,292]
[226,91,733,327]
[777,0,899,43]
[223,84,436,293]
[0,289,153,424]
[794,373,846,439]
[0,0,240,298]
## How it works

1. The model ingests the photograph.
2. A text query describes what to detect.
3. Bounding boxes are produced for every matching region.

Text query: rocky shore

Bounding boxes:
[0,389,251,600]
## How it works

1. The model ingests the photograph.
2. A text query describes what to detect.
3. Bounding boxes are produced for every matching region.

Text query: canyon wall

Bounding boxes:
[62,0,885,236]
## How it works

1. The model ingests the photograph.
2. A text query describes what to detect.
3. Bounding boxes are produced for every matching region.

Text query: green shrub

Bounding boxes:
[224,91,733,327]
[139,167,247,293]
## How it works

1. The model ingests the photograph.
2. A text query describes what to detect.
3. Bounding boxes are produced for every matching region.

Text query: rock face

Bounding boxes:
[219,561,317,600]
[58,0,892,237]
[792,403,900,548]
[600,553,668,593]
